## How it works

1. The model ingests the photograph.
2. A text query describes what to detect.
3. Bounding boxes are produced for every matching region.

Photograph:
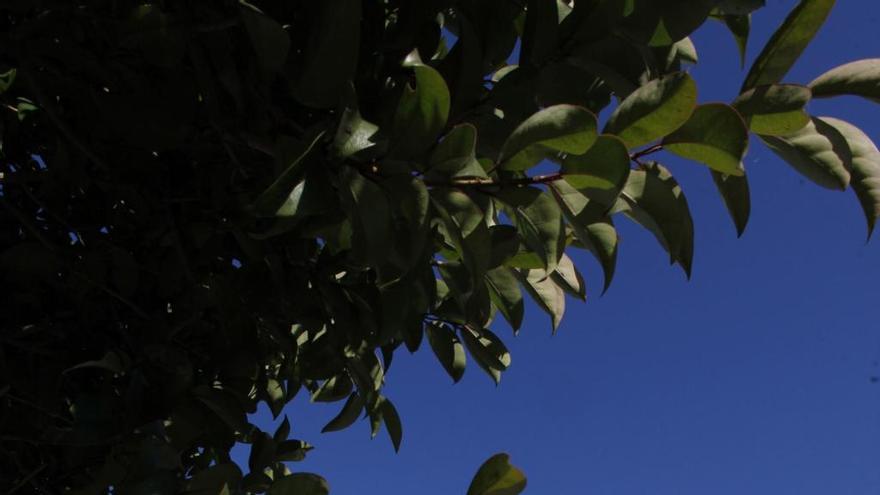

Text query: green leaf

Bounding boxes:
[378,396,403,452]
[550,253,586,301]
[393,54,451,158]
[467,453,528,495]
[818,117,880,238]
[0,68,15,94]
[321,393,364,433]
[561,134,631,191]
[339,167,393,269]
[522,0,559,67]
[273,416,290,443]
[485,267,525,332]
[251,129,326,217]
[429,124,488,178]
[425,321,466,383]
[809,59,880,104]
[760,117,852,190]
[499,104,598,171]
[716,14,752,68]
[310,374,353,403]
[494,187,565,273]
[550,181,619,293]
[432,189,491,288]
[515,268,565,332]
[269,473,329,495]
[741,0,836,91]
[292,0,361,108]
[732,84,812,136]
[275,439,312,462]
[663,103,749,176]
[488,225,521,269]
[333,106,380,159]
[613,163,694,277]
[711,171,751,237]
[186,464,242,495]
[459,326,511,385]
[604,72,698,149]
[715,0,766,15]
[249,431,276,473]
[240,3,290,73]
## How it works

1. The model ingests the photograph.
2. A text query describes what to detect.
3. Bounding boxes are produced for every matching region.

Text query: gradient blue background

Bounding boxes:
[239,2,880,493]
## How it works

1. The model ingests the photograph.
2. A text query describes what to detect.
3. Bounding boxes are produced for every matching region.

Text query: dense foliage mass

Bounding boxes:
[1,0,878,493]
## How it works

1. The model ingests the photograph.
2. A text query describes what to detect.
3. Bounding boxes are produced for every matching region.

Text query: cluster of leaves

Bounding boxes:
[1,0,878,493]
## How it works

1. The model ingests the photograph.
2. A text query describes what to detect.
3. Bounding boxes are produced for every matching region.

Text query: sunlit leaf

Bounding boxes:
[732,84,812,136]
[809,58,880,104]
[613,163,695,277]
[467,453,528,495]
[604,72,697,149]
[741,0,836,91]
[818,117,880,238]
[499,104,598,171]
[663,103,748,176]
[760,116,852,190]
[425,321,466,383]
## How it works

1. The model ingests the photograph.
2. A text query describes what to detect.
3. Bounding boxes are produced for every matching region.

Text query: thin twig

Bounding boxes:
[7,463,46,494]
[424,172,564,188]
[630,144,663,161]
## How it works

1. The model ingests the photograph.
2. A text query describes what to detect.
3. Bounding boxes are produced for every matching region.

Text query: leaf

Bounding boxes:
[515,268,565,332]
[663,103,749,176]
[252,130,326,217]
[275,439,312,462]
[186,464,242,495]
[292,0,361,107]
[499,104,598,171]
[269,473,329,495]
[715,0,766,15]
[379,397,403,452]
[460,326,511,385]
[333,106,380,159]
[809,59,880,104]
[467,453,528,495]
[760,116,852,190]
[716,14,751,67]
[273,416,291,443]
[393,54,451,158]
[732,84,812,136]
[429,124,488,178]
[321,393,364,433]
[521,0,558,67]
[550,181,619,293]
[711,171,751,237]
[550,253,586,301]
[310,374,353,403]
[485,267,525,332]
[604,72,698,149]
[425,321,466,383]
[613,163,694,277]
[561,134,631,191]
[741,0,836,91]
[249,431,276,473]
[818,117,880,238]
[494,187,565,273]
[240,3,290,73]
[0,68,15,94]
[339,167,393,268]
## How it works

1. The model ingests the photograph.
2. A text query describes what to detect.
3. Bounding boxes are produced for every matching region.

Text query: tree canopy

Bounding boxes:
[1,0,879,493]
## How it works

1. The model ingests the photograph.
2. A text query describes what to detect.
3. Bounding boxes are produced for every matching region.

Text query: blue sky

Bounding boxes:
[241,2,880,493]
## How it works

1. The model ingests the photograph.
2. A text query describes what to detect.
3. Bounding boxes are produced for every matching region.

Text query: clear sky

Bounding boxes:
[240,2,880,493]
